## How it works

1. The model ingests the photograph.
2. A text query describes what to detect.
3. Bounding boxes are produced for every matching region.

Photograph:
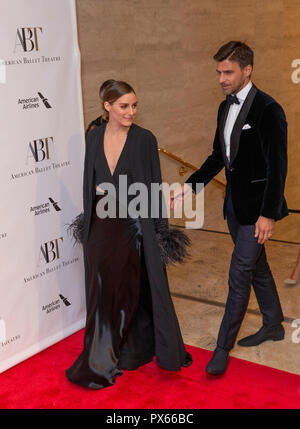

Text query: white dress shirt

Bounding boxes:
[224,81,253,160]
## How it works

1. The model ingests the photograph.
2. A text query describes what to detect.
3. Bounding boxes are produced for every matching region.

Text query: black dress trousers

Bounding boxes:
[217,186,284,351]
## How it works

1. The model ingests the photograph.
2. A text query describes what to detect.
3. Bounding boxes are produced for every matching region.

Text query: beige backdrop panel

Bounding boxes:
[76,0,300,243]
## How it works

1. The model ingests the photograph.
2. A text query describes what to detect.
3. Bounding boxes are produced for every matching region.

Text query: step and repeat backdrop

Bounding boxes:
[0,0,86,373]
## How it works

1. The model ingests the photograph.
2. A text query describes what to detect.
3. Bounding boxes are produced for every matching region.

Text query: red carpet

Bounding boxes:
[0,329,299,409]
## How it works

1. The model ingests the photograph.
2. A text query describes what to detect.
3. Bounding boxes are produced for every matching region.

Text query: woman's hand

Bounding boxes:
[170,184,193,209]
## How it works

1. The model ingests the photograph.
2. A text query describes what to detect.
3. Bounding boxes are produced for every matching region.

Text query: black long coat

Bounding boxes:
[81,123,187,371]
[187,84,289,225]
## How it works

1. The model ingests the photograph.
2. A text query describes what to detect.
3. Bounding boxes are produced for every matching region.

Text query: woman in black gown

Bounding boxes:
[66,80,192,389]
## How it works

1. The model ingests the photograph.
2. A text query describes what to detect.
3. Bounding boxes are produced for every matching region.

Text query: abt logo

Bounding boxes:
[39,237,63,264]
[14,27,43,52]
[26,137,53,164]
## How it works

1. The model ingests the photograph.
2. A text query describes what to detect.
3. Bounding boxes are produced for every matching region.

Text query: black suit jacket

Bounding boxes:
[186,84,289,225]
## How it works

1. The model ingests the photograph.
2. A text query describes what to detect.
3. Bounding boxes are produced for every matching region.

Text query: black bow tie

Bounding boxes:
[226,94,240,105]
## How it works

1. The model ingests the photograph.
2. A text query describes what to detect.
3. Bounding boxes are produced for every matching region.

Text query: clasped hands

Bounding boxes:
[170,184,275,245]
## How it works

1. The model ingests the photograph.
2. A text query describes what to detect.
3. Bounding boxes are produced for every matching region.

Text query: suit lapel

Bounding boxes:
[218,102,230,168]
[229,84,257,166]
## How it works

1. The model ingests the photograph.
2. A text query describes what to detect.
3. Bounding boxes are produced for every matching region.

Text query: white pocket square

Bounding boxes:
[242,123,251,130]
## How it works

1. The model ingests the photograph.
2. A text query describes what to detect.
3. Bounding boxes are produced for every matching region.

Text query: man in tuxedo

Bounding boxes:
[172,41,288,375]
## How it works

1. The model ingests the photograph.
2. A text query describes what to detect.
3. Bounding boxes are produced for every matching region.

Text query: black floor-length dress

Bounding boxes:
[66,130,156,389]
[66,123,192,389]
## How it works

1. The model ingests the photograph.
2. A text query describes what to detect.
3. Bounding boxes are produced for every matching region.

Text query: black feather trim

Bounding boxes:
[67,212,85,244]
[155,225,191,265]
[67,212,191,265]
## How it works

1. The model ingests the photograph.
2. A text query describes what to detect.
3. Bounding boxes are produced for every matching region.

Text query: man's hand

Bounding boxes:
[255,216,275,244]
[170,184,193,209]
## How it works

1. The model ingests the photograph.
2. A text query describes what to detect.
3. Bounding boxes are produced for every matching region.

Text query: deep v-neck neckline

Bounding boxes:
[102,123,131,178]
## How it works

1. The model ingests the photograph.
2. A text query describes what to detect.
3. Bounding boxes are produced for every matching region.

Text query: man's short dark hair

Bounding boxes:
[213,41,254,69]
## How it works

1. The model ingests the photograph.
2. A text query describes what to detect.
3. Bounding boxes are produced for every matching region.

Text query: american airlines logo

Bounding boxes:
[59,295,71,307]
[30,197,61,216]
[49,198,61,211]
[38,92,52,108]
[42,295,71,315]
[18,92,52,110]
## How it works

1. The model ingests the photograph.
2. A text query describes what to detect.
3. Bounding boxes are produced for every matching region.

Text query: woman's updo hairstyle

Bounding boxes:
[99,80,135,119]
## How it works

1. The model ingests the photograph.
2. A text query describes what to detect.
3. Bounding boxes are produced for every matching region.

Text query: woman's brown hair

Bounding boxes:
[100,80,135,118]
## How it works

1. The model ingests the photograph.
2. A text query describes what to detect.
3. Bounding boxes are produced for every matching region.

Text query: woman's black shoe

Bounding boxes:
[182,352,193,367]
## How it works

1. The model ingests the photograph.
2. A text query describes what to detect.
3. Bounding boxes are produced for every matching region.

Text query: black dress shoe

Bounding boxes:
[237,325,285,347]
[206,347,229,375]
[182,352,193,368]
